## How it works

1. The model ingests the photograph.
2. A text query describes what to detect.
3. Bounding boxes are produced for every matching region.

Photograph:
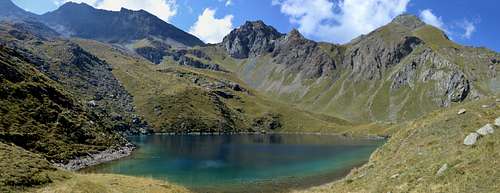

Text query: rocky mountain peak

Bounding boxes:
[40,2,204,46]
[391,14,425,30]
[222,20,283,58]
[287,28,304,39]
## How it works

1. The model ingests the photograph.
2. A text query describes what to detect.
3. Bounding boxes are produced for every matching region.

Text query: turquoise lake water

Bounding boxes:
[85,134,383,192]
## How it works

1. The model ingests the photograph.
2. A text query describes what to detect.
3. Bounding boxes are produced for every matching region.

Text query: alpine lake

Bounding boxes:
[83,134,384,192]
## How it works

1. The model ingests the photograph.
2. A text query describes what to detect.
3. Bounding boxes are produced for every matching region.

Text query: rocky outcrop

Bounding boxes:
[164,49,225,71]
[222,20,283,58]
[272,29,337,78]
[390,48,471,106]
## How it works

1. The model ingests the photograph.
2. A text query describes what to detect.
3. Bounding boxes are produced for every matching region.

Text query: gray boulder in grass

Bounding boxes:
[495,117,500,127]
[476,124,495,136]
[463,133,479,146]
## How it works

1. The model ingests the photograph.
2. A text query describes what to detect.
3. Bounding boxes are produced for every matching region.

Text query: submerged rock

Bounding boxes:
[476,124,495,136]
[463,133,479,146]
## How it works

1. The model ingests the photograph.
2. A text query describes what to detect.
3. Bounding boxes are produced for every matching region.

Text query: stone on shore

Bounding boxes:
[476,124,495,136]
[463,133,479,146]
[457,108,466,115]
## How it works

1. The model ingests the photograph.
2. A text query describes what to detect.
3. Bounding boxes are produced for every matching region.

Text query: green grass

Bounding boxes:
[0,142,70,193]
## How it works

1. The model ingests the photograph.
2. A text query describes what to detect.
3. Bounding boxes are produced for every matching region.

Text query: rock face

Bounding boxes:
[463,133,479,146]
[271,29,337,78]
[345,33,423,80]
[39,2,204,46]
[476,124,495,136]
[222,20,283,58]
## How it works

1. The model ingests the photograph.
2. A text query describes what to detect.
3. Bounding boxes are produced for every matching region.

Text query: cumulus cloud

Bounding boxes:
[419,9,444,29]
[272,0,410,43]
[458,20,476,39]
[52,0,177,22]
[189,8,233,44]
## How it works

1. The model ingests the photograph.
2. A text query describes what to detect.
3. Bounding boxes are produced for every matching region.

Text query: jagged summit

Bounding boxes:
[222,20,283,58]
[391,13,425,30]
[286,28,304,39]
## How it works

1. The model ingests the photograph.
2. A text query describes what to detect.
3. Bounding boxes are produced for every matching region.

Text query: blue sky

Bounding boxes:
[11,0,500,51]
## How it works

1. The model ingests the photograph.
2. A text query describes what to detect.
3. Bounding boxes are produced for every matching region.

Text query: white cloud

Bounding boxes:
[52,0,177,22]
[419,9,444,29]
[458,20,475,39]
[219,0,232,6]
[272,0,410,43]
[189,8,233,44]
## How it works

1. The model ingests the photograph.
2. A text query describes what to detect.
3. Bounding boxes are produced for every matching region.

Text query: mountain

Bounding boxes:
[190,15,499,123]
[39,2,204,47]
[0,0,36,20]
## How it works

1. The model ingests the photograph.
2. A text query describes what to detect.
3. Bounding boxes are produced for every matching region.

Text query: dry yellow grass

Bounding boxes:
[29,174,191,193]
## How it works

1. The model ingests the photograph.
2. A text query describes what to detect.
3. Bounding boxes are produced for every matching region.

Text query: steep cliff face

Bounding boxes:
[271,29,337,79]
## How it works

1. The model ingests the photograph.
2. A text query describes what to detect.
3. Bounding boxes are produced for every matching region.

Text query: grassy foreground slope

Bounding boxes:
[0,142,188,193]
[295,97,499,193]
[74,39,359,134]
[28,174,190,193]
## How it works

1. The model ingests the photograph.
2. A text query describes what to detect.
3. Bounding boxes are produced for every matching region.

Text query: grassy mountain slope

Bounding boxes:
[0,20,151,135]
[0,45,125,162]
[295,97,499,193]
[193,16,498,125]
[74,39,357,134]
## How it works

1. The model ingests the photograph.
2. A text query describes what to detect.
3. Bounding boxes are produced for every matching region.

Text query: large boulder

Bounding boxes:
[463,133,479,146]
[476,124,495,136]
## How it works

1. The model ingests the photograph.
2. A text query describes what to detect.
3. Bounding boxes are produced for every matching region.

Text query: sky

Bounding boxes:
[11,0,500,51]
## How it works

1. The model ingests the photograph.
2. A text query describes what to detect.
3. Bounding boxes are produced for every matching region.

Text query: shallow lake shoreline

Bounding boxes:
[54,143,136,171]
[153,131,389,140]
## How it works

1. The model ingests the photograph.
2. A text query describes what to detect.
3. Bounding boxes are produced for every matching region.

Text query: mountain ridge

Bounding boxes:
[38,1,204,47]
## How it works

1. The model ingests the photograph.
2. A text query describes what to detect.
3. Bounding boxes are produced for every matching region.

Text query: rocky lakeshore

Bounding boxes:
[54,143,136,171]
